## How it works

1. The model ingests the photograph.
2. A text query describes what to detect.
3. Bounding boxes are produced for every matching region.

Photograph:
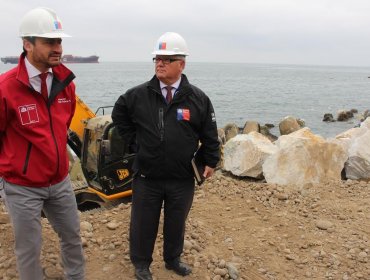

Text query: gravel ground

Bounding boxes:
[1,171,370,280]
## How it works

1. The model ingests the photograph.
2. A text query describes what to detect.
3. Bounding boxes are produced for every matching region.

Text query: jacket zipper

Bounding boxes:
[42,86,60,181]
[22,142,32,174]
[158,108,164,141]
[38,89,60,181]
[47,107,60,179]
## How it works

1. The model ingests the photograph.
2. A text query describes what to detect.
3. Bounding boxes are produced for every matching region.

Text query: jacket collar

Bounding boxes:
[148,74,191,93]
[16,52,75,89]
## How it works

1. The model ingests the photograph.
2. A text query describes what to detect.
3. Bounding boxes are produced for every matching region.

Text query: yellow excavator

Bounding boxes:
[68,96,135,209]
[68,96,222,209]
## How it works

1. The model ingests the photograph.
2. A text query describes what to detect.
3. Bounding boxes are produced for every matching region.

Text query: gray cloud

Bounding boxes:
[2,0,370,66]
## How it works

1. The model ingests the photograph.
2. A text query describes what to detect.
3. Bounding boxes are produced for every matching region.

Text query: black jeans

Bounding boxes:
[129,176,194,268]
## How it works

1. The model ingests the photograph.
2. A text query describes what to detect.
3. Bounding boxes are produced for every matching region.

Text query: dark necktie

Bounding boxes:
[39,72,48,101]
[165,86,173,104]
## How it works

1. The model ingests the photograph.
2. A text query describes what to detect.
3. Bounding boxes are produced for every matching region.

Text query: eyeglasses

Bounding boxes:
[152,57,182,65]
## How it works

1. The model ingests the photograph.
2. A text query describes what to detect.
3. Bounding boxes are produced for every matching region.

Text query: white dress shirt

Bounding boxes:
[159,77,181,100]
[24,57,53,97]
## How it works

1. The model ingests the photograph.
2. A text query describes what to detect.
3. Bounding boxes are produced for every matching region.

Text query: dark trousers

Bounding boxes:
[130,176,194,268]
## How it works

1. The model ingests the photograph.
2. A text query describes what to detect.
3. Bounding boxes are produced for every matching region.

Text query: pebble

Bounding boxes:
[218,259,226,268]
[80,221,93,232]
[184,240,193,250]
[107,222,119,230]
[226,263,239,279]
[0,213,10,224]
[316,220,333,230]
[214,267,228,276]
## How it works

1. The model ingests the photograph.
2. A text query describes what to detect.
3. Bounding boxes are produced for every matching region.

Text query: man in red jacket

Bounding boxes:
[0,7,85,280]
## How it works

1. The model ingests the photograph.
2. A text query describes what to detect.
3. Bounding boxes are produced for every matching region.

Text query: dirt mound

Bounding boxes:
[1,171,370,279]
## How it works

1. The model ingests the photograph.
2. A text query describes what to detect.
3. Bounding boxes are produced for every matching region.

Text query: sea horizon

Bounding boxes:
[1,61,369,138]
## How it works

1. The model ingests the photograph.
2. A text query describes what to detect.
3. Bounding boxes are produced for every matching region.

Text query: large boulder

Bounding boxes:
[223,132,277,178]
[337,110,354,121]
[323,113,335,122]
[263,128,347,186]
[336,118,370,179]
[217,128,226,145]
[242,121,260,134]
[260,125,278,142]
[359,109,370,122]
[279,116,302,135]
[224,123,239,142]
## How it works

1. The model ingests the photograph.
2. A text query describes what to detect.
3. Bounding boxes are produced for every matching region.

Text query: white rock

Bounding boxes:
[263,128,347,186]
[335,119,370,180]
[223,132,277,178]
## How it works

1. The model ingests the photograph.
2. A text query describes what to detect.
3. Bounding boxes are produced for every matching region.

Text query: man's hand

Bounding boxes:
[203,166,215,179]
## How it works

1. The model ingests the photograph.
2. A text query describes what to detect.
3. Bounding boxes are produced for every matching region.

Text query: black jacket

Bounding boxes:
[112,74,219,179]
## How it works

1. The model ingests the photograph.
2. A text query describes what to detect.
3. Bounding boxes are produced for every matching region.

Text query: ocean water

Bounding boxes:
[1,61,369,138]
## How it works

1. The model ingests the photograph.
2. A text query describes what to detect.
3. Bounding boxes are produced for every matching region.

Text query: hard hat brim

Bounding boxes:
[20,32,71,38]
[152,50,188,56]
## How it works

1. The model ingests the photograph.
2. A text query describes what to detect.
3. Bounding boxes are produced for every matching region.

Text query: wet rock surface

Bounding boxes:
[1,172,370,279]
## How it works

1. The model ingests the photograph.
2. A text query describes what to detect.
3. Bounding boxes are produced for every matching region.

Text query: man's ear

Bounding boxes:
[23,39,33,52]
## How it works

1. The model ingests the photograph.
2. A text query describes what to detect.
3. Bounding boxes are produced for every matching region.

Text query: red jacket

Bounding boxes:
[0,54,76,187]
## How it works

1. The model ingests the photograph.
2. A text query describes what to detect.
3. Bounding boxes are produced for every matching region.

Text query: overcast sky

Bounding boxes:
[2,0,370,66]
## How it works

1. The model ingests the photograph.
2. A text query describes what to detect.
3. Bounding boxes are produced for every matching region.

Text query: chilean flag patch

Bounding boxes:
[177,109,190,121]
[54,21,62,30]
[159,42,167,50]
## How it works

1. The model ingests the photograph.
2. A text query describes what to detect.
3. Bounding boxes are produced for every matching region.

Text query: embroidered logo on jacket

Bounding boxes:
[211,112,216,122]
[58,98,71,103]
[18,104,39,125]
[177,109,190,121]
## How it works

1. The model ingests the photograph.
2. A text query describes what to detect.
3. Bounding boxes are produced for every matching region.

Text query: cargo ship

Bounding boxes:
[61,55,99,63]
[1,56,18,64]
[1,55,99,64]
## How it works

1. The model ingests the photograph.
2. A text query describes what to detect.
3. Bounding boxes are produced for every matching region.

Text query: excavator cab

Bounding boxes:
[81,115,135,196]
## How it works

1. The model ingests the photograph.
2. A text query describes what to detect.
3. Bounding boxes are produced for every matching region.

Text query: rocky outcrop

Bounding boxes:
[223,132,277,178]
[263,128,347,186]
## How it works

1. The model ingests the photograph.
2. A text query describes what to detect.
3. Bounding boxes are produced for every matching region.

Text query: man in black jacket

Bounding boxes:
[112,32,219,280]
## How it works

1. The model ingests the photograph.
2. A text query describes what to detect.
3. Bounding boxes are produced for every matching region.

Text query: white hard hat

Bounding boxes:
[152,32,189,56]
[19,7,71,38]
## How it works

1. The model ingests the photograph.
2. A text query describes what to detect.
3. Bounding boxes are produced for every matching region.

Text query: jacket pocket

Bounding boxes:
[22,142,33,174]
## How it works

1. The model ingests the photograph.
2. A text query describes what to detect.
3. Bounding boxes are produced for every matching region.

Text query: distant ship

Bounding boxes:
[61,55,99,63]
[1,56,18,64]
[1,55,99,64]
